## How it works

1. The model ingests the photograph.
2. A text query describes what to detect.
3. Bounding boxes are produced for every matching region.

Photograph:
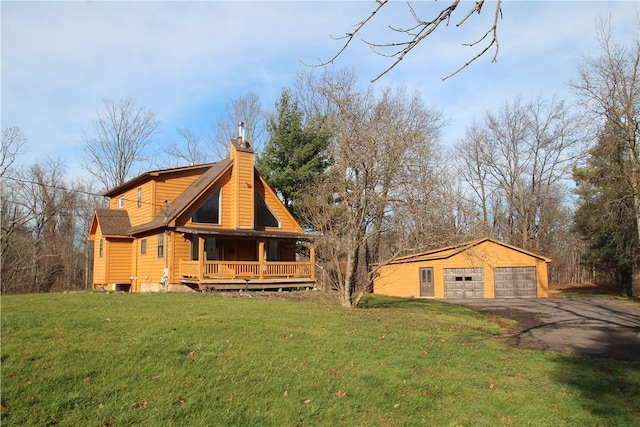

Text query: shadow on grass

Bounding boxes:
[553,354,640,423]
[358,294,469,313]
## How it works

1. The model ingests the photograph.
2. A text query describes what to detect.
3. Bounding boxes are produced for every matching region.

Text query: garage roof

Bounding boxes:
[389,238,552,265]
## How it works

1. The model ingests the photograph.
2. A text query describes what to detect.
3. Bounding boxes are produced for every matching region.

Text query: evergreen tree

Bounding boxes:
[573,122,638,295]
[256,89,331,219]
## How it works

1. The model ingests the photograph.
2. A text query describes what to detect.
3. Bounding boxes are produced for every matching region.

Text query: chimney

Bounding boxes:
[230,121,254,229]
[237,121,248,148]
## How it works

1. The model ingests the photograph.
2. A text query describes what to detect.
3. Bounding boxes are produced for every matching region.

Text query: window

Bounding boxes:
[99,239,104,257]
[157,234,164,258]
[255,192,279,228]
[140,239,147,255]
[191,190,220,224]
[137,188,142,208]
[118,196,125,209]
[265,240,280,261]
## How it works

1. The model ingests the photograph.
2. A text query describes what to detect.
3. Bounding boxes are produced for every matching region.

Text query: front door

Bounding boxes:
[419,267,434,297]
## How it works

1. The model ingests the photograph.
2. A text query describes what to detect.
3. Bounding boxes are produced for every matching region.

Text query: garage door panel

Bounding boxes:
[444,268,484,299]
[494,267,537,298]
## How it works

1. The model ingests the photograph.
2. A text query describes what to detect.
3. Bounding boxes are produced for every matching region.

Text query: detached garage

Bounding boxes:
[374,238,551,299]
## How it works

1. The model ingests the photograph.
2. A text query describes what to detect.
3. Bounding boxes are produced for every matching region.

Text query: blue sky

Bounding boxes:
[2,1,638,175]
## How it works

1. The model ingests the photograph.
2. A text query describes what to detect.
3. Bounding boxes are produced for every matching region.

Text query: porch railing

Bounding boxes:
[180,260,313,280]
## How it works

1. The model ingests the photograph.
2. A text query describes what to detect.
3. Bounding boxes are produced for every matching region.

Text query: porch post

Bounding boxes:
[310,243,315,279]
[258,240,265,279]
[198,235,204,280]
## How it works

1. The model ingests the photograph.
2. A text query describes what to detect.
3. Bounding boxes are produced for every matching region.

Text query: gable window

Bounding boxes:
[157,233,165,258]
[140,239,147,255]
[118,196,125,209]
[191,189,220,224]
[99,239,104,257]
[255,192,279,228]
[137,188,142,208]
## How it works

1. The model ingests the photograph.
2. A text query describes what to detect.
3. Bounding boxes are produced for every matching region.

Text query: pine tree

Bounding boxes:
[256,89,330,219]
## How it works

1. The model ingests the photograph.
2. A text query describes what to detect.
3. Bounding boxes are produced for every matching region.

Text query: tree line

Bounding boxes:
[1,21,637,302]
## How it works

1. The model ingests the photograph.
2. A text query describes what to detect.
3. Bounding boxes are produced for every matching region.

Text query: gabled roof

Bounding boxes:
[89,209,132,238]
[389,238,552,265]
[103,163,220,198]
[128,159,232,235]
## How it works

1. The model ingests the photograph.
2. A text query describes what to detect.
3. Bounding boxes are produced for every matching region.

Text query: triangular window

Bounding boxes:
[192,189,221,224]
[255,192,279,228]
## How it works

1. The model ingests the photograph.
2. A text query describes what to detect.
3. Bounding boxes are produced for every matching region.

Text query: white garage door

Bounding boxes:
[444,268,484,298]
[494,267,537,298]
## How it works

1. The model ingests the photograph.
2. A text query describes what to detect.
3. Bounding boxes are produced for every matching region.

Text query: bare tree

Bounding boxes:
[1,127,27,178]
[571,19,640,295]
[313,0,502,81]
[156,127,212,168]
[82,97,160,190]
[214,92,266,158]
[300,70,446,307]
[455,95,586,261]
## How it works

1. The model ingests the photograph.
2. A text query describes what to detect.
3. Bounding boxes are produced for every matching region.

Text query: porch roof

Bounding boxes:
[175,226,315,241]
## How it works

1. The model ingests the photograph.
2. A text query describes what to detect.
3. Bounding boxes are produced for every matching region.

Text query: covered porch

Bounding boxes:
[177,228,315,291]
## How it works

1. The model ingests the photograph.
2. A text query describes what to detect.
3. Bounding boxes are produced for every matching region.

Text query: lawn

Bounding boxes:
[2,291,639,426]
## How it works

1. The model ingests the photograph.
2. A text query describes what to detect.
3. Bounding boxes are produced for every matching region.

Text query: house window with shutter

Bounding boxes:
[118,196,125,209]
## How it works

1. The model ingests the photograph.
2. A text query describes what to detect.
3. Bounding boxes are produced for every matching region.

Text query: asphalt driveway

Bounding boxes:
[450,297,640,361]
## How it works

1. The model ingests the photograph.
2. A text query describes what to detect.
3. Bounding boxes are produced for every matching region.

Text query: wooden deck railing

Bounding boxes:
[180,260,313,280]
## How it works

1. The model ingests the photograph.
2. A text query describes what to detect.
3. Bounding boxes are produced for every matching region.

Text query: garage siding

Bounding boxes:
[494,266,537,298]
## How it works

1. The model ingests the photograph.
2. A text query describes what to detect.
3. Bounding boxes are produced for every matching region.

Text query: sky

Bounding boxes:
[2,1,639,178]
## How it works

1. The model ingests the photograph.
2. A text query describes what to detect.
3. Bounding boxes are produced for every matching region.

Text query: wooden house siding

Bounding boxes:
[172,234,191,283]
[154,173,202,218]
[219,170,233,226]
[374,239,550,299]
[92,234,107,285]
[234,150,254,229]
[107,239,132,284]
[131,233,167,292]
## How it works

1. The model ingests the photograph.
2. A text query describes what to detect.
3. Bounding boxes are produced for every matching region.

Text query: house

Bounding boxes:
[88,129,315,292]
[373,238,551,299]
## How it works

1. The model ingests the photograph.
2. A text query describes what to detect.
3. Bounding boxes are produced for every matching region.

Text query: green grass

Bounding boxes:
[2,291,639,426]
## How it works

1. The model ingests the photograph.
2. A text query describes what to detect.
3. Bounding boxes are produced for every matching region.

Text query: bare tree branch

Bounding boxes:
[311,0,502,82]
